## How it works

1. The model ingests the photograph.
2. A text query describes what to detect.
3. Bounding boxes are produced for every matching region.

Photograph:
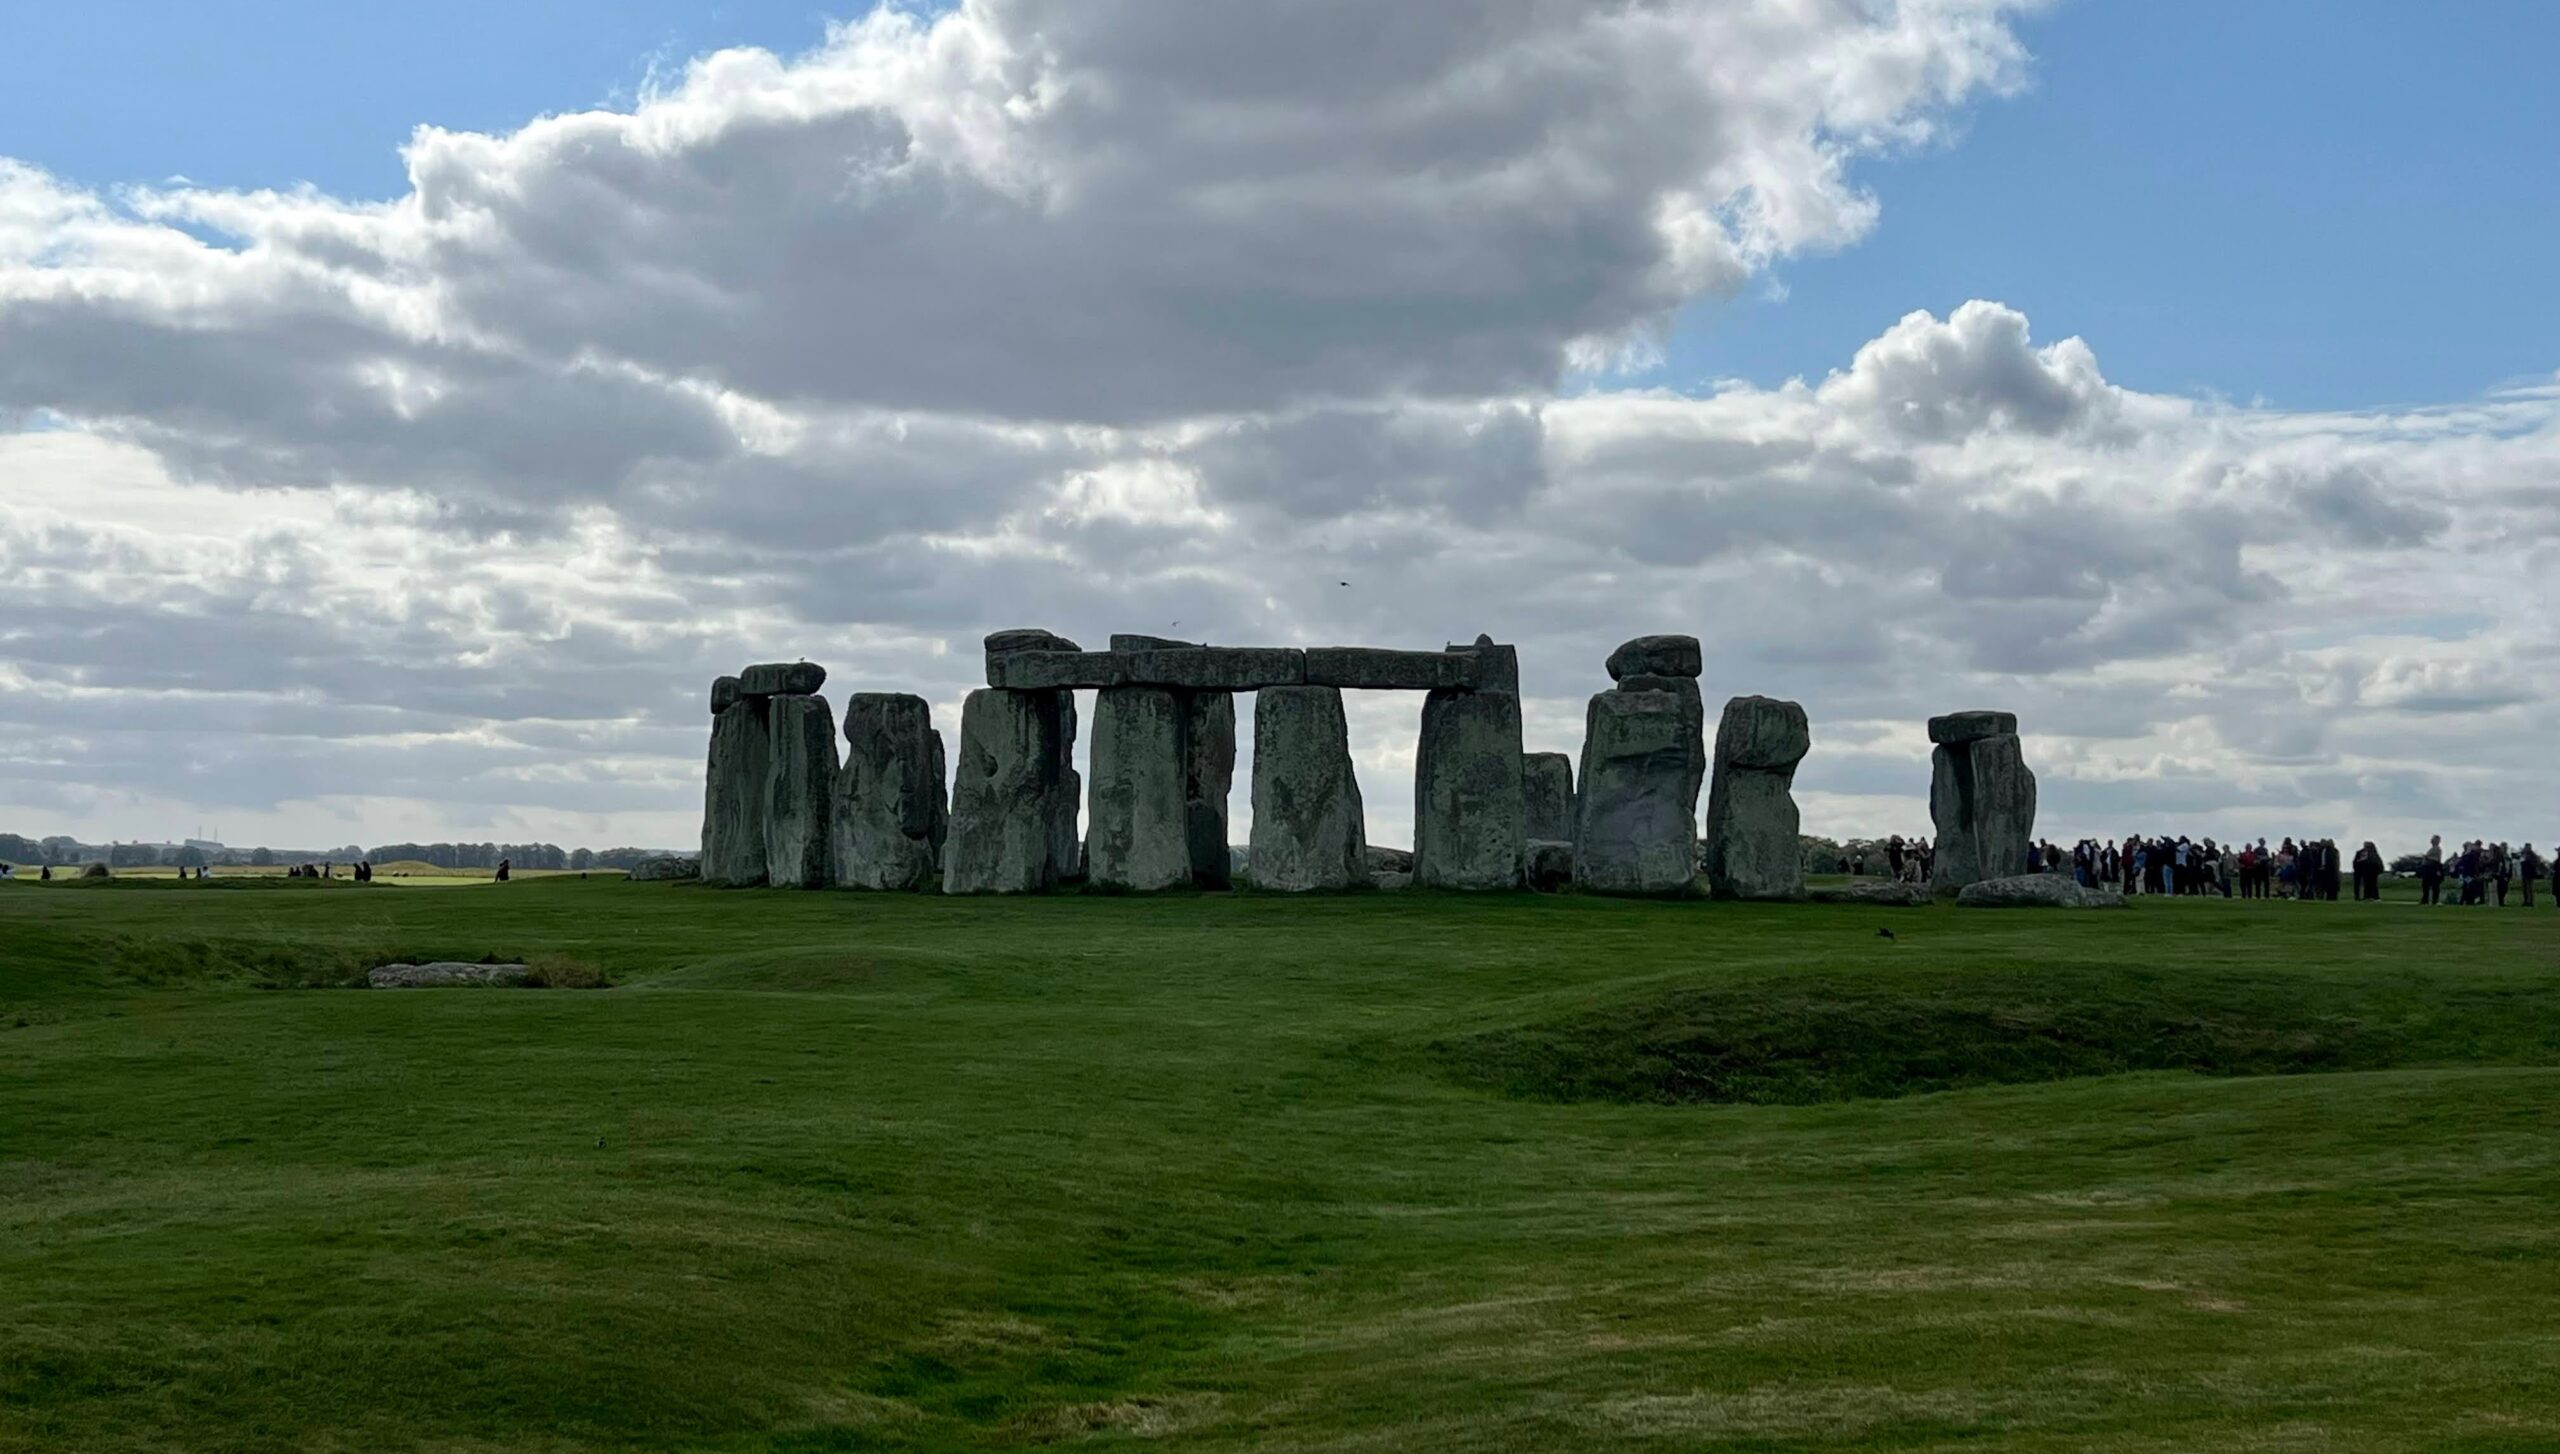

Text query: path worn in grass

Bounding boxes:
[3,877,2556,1450]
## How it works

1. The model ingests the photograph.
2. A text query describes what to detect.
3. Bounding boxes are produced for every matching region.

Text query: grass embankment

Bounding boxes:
[2,877,2556,1451]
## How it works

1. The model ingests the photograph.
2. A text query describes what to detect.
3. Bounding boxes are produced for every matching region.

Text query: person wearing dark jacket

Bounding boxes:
[2352,842,2383,900]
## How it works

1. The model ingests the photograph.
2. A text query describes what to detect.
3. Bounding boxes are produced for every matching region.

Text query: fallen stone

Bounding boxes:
[1702,695,1811,901]
[1304,646,1484,691]
[1371,870,1413,892]
[1955,874,2127,909]
[1522,752,1576,842]
[945,688,1077,894]
[1228,845,1251,882]
[1364,845,1414,874]
[1807,880,1933,907]
[764,693,839,889]
[1574,688,1701,896]
[627,856,700,882]
[1086,685,1194,892]
[1928,710,2019,745]
[79,862,110,878]
[710,676,742,714]
[1526,839,1574,892]
[1248,685,1367,891]
[1414,686,1526,890]
[369,962,533,988]
[739,661,827,698]
[1605,634,1703,682]
[832,693,946,891]
[700,697,772,885]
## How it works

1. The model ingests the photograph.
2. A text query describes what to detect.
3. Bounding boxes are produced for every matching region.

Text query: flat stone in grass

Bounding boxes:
[627,856,700,882]
[1807,880,1933,907]
[369,962,534,988]
[1955,874,2128,909]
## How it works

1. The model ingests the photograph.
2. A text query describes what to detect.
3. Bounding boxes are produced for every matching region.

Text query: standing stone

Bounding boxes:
[1522,752,1576,843]
[946,688,1076,894]
[700,682,771,886]
[1184,691,1237,887]
[1574,687,1703,896]
[764,694,838,889]
[926,728,949,868]
[1702,695,1811,900]
[1051,692,1084,884]
[1113,635,1236,889]
[1248,685,1367,891]
[832,693,946,891]
[1087,686,1193,892]
[1414,687,1526,890]
[1930,721,2037,893]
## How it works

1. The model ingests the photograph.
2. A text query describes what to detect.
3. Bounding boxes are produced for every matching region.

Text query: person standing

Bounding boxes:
[2421,835,2444,905]
[2521,843,2541,908]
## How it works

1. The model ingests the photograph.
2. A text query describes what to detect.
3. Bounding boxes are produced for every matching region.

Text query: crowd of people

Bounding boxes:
[2018,835,2547,905]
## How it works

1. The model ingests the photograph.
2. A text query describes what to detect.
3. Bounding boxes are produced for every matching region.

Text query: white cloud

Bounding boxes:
[2,2,2555,855]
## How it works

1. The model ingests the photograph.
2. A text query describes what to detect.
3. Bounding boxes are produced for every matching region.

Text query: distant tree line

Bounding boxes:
[0,831,680,870]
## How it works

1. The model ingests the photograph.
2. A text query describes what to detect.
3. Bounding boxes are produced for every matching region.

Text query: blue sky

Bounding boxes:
[6,1,2553,411]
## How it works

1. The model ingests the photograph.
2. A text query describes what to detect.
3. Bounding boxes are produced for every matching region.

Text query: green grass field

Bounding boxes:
[4,876,2556,1451]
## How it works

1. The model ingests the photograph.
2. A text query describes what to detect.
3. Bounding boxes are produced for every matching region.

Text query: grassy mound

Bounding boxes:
[1437,968,2560,1105]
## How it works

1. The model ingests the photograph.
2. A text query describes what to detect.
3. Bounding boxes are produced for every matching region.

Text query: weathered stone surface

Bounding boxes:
[627,856,700,882]
[1522,752,1576,842]
[1605,634,1703,682]
[1123,646,1306,690]
[700,698,772,885]
[1445,635,1520,693]
[1228,845,1251,882]
[739,661,827,698]
[1304,646,1482,691]
[1248,685,1367,891]
[1182,692,1236,888]
[1364,845,1414,874]
[1956,874,2126,909]
[1371,870,1413,892]
[1714,694,1812,772]
[1052,693,1083,883]
[1574,689,1702,896]
[1807,880,1933,907]
[369,962,532,988]
[1526,839,1574,892]
[711,676,742,714]
[832,693,946,891]
[927,729,949,865]
[1928,710,2018,745]
[1110,634,1201,652]
[1414,687,1526,890]
[764,694,838,889]
[1930,729,2037,893]
[1703,695,1811,901]
[1087,686,1194,892]
[987,650,1125,691]
[945,688,1075,894]
[984,627,1079,666]
[79,862,110,878]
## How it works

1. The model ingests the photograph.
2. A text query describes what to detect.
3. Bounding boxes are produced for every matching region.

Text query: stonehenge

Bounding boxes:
[764,693,840,889]
[1929,710,2038,893]
[690,628,2037,906]
[1521,752,1575,843]
[1702,695,1811,900]
[700,677,773,885]
[1248,685,1368,891]
[1574,635,1706,895]
[833,693,947,891]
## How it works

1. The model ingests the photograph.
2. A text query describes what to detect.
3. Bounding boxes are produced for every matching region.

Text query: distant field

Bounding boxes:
[3,875,2555,1451]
